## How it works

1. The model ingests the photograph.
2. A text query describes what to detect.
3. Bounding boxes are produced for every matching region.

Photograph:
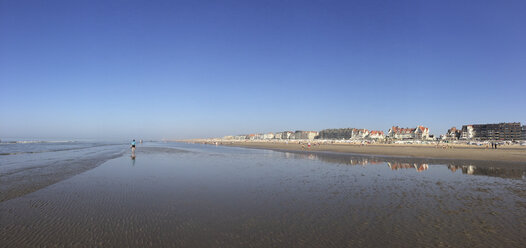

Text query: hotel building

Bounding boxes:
[460,122,522,140]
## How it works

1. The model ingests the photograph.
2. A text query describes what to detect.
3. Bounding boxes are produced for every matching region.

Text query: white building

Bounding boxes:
[460,125,475,140]
[234,135,247,140]
[414,126,430,140]
[443,127,461,140]
[389,126,430,140]
[306,131,318,140]
[388,126,414,139]
[262,133,275,139]
[351,128,369,140]
[368,130,385,140]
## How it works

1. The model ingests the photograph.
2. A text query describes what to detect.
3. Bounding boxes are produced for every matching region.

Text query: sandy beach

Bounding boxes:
[190,140,526,164]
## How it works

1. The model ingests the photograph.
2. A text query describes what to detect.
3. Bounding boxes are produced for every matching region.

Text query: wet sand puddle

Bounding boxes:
[1,143,525,247]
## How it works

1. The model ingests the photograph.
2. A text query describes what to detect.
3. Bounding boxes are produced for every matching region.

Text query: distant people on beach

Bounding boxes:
[490,142,500,149]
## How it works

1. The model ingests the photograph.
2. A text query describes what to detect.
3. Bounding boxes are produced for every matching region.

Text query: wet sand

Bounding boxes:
[1,143,525,247]
[0,146,187,203]
[0,145,124,203]
[216,141,526,164]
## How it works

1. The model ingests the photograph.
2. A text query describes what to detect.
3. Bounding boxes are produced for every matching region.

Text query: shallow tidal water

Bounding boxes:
[1,142,525,247]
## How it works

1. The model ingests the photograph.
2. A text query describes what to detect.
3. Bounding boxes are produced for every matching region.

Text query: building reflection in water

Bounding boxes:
[448,164,526,179]
[387,162,429,172]
[284,152,382,166]
[283,151,526,180]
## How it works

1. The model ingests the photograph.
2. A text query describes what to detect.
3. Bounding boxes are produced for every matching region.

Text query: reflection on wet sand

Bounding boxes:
[388,162,429,172]
[448,164,526,179]
[283,151,526,179]
[283,152,382,166]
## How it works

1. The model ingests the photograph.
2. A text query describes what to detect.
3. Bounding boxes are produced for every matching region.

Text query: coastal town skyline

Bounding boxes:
[206,122,525,141]
[1,0,525,140]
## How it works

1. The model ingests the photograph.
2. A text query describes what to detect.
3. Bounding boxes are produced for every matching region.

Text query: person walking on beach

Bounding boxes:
[131,139,136,157]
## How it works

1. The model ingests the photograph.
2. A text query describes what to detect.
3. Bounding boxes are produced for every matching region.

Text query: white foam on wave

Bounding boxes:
[1,140,76,144]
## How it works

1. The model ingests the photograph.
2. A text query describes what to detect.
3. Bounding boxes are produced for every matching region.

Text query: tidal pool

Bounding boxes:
[1,143,525,247]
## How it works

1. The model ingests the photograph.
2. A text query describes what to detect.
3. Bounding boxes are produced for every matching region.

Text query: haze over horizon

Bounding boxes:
[1,0,525,140]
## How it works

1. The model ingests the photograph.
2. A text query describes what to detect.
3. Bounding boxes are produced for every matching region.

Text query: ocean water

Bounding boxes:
[1,142,525,247]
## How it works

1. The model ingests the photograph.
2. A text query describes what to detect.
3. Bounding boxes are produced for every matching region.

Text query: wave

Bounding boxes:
[0,143,123,156]
[0,140,76,144]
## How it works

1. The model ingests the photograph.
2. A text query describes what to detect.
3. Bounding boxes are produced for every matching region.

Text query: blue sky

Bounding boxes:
[1,0,525,140]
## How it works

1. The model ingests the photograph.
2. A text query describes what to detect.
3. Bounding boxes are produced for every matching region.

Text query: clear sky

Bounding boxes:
[1,0,525,140]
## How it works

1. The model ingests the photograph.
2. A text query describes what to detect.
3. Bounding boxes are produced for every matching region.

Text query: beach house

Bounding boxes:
[350,129,369,140]
[262,133,275,139]
[388,126,430,140]
[444,127,461,140]
[415,126,430,139]
[367,130,385,140]
[388,126,414,139]
[234,135,247,140]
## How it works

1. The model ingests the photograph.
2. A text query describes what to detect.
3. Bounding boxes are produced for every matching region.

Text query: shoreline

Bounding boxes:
[183,140,526,164]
